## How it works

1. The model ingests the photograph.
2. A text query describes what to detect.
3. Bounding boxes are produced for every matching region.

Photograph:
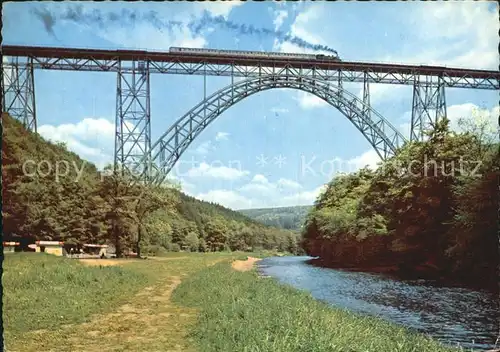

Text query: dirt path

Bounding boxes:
[78,258,139,266]
[65,275,195,352]
[19,275,196,352]
[231,256,262,272]
[14,256,231,352]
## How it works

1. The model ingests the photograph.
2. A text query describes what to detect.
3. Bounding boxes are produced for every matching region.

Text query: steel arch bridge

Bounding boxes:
[2,45,499,185]
[139,75,406,186]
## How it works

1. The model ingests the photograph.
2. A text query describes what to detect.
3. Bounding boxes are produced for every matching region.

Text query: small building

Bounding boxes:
[35,241,65,256]
[3,241,20,253]
[83,244,108,258]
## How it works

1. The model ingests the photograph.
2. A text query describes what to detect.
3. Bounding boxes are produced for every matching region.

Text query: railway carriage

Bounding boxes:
[169,47,341,61]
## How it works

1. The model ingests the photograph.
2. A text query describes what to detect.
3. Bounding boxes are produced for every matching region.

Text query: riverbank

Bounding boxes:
[173,260,461,352]
[231,256,262,271]
[4,252,468,351]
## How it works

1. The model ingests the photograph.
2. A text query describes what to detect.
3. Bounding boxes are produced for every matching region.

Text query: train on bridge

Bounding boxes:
[168,47,341,62]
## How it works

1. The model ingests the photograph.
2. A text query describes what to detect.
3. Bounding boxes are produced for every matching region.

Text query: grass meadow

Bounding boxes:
[3,252,468,352]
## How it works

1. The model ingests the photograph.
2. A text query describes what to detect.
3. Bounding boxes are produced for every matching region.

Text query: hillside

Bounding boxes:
[2,113,300,255]
[239,205,312,231]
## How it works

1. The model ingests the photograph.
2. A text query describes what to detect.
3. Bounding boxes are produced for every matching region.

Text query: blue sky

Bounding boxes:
[3,1,499,209]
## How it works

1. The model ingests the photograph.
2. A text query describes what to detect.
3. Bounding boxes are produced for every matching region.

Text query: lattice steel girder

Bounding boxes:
[114,60,152,179]
[362,72,370,118]
[4,55,498,90]
[1,58,37,132]
[135,75,407,185]
[410,75,447,141]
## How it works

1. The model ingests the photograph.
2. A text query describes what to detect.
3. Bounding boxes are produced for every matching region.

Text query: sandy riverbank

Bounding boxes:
[231,256,262,272]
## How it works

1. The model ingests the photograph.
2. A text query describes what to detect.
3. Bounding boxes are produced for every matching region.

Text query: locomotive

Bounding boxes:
[169,47,341,62]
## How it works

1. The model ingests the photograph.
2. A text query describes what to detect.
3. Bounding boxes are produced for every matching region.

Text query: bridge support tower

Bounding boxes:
[362,72,371,118]
[410,75,447,141]
[1,57,37,132]
[114,60,152,180]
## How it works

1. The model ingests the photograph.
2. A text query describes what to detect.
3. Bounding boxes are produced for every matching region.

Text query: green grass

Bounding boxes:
[2,252,245,351]
[152,249,287,259]
[3,252,466,352]
[2,253,148,343]
[172,262,465,352]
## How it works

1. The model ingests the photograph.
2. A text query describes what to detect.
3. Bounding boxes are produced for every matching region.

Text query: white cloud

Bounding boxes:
[196,189,255,209]
[236,174,313,208]
[195,182,325,210]
[98,22,206,50]
[191,132,230,155]
[215,131,230,141]
[273,5,330,55]
[277,178,302,190]
[447,103,499,133]
[251,174,270,184]
[192,141,214,155]
[273,10,288,31]
[200,1,244,19]
[3,56,13,88]
[239,182,272,194]
[410,2,499,70]
[398,103,499,139]
[280,185,326,207]
[371,3,499,71]
[275,2,497,108]
[59,2,242,51]
[239,174,273,193]
[295,91,328,109]
[271,6,333,110]
[346,149,382,171]
[184,162,250,180]
[38,117,115,169]
[357,84,409,106]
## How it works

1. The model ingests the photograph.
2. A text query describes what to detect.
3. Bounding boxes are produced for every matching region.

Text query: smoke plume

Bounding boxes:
[31,6,184,36]
[31,5,338,55]
[189,12,338,55]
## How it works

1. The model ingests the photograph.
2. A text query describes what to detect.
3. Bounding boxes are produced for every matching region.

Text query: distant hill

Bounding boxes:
[239,205,313,231]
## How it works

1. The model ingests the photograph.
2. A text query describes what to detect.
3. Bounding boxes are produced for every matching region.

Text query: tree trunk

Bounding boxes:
[136,224,142,258]
[113,218,122,258]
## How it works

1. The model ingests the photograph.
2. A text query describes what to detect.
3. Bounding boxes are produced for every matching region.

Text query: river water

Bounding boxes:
[257,256,499,351]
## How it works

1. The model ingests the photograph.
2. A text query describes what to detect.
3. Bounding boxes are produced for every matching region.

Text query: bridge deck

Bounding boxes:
[2,45,498,77]
[2,45,499,89]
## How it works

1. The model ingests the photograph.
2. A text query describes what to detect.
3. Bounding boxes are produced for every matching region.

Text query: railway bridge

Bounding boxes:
[1,45,499,185]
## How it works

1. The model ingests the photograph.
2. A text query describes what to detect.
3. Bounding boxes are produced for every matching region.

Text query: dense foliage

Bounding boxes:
[239,205,312,231]
[302,115,499,290]
[2,113,300,256]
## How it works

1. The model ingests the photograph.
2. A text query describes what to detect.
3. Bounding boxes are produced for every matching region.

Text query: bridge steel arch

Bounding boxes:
[140,75,407,186]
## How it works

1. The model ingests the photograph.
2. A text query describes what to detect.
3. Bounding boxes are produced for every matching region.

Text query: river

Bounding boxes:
[257,256,499,351]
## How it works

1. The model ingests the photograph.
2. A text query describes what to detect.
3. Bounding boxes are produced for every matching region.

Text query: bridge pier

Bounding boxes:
[114,60,152,180]
[410,75,447,141]
[1,57,37,132]
[362,72,371,118]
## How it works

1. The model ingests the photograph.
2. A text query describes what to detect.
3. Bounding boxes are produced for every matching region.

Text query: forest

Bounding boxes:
[1,113,301,257]
[301,112,499,290]
[239,205,312,231]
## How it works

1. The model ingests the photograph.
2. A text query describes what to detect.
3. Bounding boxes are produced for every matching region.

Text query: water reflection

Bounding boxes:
[257,256,499,351]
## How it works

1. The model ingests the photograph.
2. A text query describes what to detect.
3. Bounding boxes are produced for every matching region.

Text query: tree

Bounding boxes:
[185,232,200,252]
[132,185,174,257]
[204,218,229,251]
[97,166,138,257]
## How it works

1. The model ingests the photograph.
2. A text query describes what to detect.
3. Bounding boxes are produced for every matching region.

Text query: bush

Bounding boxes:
[168,243,181,252]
